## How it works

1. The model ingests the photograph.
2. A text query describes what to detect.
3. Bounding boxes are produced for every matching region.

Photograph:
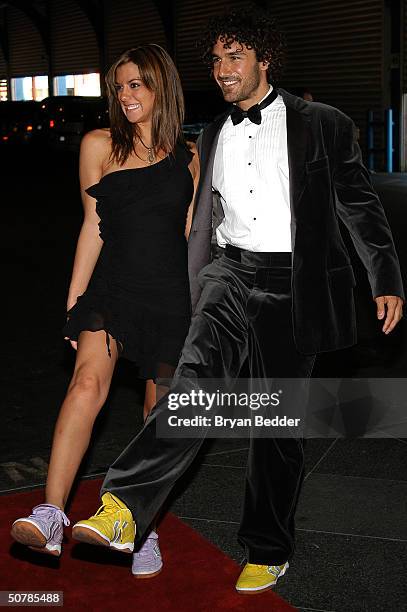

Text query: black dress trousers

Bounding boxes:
[102,248,315,565]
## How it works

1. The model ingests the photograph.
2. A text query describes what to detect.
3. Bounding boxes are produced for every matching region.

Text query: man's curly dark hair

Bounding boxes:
[199,6,286,83]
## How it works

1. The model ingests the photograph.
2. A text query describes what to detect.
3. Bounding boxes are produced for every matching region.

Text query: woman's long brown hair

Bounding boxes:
[105,44,185,165]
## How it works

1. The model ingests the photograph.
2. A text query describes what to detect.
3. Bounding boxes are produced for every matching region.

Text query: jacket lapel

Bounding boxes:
[278,89,311,247]
[192,112,228,231]
[279,89,310,201]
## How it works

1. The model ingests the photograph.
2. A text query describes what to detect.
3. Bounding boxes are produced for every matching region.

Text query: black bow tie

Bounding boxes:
[230,89,278,126]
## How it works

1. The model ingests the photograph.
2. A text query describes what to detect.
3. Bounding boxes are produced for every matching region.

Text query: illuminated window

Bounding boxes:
[34,76,48,100]
[54,73,101,96]
[11,76,49,101]
[0,79,7,101]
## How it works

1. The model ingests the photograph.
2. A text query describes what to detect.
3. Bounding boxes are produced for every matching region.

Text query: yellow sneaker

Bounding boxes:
[235,561,289,594]
[72,492,135,553]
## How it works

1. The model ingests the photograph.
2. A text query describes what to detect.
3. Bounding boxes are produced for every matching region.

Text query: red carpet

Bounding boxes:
[1,479,296,611]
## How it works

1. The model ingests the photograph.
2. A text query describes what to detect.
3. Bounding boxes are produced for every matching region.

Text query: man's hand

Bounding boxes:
[374,296,403,334]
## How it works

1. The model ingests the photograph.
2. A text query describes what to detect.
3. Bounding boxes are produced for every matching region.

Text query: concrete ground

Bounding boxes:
[1,146,406,611]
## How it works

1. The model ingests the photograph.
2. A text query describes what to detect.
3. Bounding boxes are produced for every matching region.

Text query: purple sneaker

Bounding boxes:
[132,531,163,578]
[11,504,70,557]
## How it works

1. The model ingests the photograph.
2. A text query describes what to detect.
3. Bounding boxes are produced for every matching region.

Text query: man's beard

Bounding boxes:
[219,66,261,104]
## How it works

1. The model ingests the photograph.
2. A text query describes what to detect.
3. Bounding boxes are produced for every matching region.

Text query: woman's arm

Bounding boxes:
[185,142,200,241]
[66,130,109,310]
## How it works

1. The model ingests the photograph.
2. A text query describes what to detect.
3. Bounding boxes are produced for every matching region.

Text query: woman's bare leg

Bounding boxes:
[143,378,173,420]
[137,379,164,576]
[45,330,118,510]
[143,380,157,420]
[142,376,173,539]
[144,360,177,420]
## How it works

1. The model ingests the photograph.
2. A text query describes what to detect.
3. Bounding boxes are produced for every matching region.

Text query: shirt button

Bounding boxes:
[253,217,257,220]
[250,189,253,193]
[248,135,252,139]
[248,162,252,166]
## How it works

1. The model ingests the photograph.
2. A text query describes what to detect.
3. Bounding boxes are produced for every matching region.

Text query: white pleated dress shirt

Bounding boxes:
[213,87,292,252]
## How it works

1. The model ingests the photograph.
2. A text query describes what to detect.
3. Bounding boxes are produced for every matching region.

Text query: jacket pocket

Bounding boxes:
[306,155,329,174]
[328,265,356,287]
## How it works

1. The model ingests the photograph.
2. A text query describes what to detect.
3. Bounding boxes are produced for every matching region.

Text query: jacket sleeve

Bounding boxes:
[333,114,404,300]
[196,132,203,155]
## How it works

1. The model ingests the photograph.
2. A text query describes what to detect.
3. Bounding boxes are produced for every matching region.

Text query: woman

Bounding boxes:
[11,44,199,578]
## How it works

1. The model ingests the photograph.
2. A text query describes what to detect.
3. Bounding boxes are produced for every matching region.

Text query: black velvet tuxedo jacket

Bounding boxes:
[188,88,404,355]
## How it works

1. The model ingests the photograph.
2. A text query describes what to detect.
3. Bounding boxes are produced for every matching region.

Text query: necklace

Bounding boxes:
[138,136,156,164]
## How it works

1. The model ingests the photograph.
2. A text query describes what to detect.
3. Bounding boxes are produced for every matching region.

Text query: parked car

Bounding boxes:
[0,101,42,146]
[182,90,227,142]
[39,96,109,151]
[182,123,207,142]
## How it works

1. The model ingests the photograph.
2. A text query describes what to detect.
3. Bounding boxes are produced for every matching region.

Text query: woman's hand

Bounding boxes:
[185,142,200,240]
[65,298,78,350]
[65,337,78,351]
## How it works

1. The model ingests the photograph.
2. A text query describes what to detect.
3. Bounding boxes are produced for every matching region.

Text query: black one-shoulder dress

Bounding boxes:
[63,143,194,379]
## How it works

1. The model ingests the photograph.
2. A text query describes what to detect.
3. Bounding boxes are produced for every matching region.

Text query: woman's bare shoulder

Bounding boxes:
[80,129,112,170]
[81,128,111,151]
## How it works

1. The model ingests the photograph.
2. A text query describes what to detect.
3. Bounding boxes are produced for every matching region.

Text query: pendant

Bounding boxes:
[147,148,155,164]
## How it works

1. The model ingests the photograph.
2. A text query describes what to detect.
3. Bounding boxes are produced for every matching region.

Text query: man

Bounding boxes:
[72,8,404,593]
